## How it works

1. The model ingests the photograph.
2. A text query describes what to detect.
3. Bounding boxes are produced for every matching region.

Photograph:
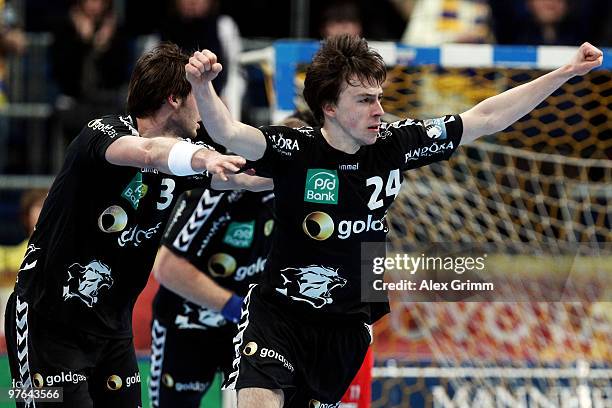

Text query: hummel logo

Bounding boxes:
[338,163,359,171]
[172,191,223,252]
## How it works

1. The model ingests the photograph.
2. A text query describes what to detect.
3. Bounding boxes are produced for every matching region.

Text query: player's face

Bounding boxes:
[529,0,567,24]
[169,92,201,138]
[332,79,384,146]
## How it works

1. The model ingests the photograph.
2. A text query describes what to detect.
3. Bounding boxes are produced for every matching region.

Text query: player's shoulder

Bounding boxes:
[377,115,459,142]
[258,124,317,157]
[82,114,140,139]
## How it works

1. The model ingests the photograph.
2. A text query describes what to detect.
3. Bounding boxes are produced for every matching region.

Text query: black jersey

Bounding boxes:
[14,115,210,337]
[251,116,463,324]
[153,188,275,330]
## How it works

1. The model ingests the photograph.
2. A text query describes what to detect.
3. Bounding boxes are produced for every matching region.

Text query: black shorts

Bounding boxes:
[4,292,141,408]
[223,285,371,407]
[148,318,236,408]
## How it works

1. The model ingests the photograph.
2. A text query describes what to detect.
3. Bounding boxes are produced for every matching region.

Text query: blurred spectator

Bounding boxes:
[50,0,131,143]
[489,0,606,46]
[602,6,612,46]
[310,0,404,40]
[0,188,47,335]
[218,0,291,39]
[0,0,26,172]
[127,0,293,40]
[0,0,26,107]
[159,0,245,119]
[319,0,363,38]
[23,0,71,32]
[392,0,493,45]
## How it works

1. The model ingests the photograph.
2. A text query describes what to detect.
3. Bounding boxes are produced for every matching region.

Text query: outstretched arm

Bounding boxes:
[186,50,267,160]
[460,42,604,145]
[153,246,242,322]
[211,173,274,192]
[105,136,245,181]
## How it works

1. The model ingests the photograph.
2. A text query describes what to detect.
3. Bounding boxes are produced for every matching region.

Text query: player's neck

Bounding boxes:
[136,111,173,138]
[321,123,360,155]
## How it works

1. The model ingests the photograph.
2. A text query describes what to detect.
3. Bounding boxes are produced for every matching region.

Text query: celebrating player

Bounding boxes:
[186,34,603,407]
[4,42,269,407]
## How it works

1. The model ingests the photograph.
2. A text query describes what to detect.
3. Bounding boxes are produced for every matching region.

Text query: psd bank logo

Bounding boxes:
[223,221,255,248]
[304,169,339,205]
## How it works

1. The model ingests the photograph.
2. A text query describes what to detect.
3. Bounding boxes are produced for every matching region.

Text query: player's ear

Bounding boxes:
[322,102,336,118]
[167,95,181,109]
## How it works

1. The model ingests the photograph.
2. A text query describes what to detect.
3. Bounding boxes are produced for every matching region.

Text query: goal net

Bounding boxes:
[243,41,612,407]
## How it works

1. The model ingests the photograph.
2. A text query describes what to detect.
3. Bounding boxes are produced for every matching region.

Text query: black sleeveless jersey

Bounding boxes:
[15,115,210,337]
[251,116,463,323]
[152,189,275,330]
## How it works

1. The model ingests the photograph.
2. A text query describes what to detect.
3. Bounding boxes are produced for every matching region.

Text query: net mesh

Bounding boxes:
[374,67,612,406]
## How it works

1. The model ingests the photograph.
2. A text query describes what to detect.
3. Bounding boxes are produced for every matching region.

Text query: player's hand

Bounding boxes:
[197,150,245,181]
[185,50,223,86]
[566,42,603,77]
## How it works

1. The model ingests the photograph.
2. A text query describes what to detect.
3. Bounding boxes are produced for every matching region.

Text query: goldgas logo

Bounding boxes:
[207,253,237,278]
[107,375,122,391]
[98,205,128,233]
[303,212,386,240]
[223,221,255,248]
[303,212,334,240]
[304,169,339,205]
[33,373,44,388]
[162,373,174,388]
[243,342,258,356]
[264,219,274,236]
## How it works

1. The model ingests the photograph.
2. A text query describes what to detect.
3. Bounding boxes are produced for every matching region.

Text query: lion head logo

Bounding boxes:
[62,260,114,307]
[174,302,226,329]
[277,265,347,308]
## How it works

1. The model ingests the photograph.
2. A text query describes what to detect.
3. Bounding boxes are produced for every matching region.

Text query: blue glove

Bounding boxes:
[221,294,244,324]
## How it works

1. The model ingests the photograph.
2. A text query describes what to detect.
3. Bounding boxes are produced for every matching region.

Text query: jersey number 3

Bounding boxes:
[157,178,176,210]
[366,169,400,210]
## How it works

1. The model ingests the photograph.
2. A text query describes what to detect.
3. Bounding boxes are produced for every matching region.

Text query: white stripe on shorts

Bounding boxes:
[223,284,256,390]
[15,296,35,408]
[149,319,168,407]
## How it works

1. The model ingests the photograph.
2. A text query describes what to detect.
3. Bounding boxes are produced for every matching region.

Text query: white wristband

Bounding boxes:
[167,141,205,176]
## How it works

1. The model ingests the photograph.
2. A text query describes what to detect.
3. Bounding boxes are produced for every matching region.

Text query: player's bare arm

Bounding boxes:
[104,135,246,180]
[153,246,234,311]
[460,42,603,145]
[185,50,267,160]
[211,173,274,192]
